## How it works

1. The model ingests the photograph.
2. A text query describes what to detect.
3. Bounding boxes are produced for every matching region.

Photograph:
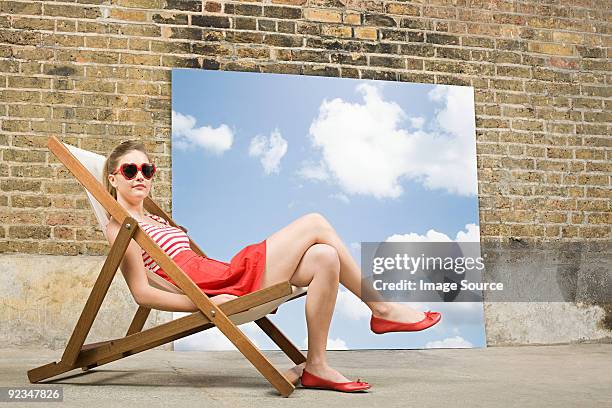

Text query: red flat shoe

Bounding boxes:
[370,310,442,334]
[300,369,371,392]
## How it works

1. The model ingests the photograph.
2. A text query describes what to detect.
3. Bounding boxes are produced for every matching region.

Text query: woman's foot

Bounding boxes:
[369,302,441,334]
[283,362,306,386]
[371,302,426,323]
[303,362,350,383]
[300,362,370,392]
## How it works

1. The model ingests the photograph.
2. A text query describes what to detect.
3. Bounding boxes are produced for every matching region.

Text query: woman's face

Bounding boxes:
[107,150,154,204]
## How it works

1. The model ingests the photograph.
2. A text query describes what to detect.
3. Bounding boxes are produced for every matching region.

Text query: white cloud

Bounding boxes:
[298,83,477,198]
[409,116,425,129]
[455,223,480,242]
[302,336,348,350]
[335,288,371,321]
[248,128,288,175]
[387,229,454,243]
[296,160,329,181]
[329,192,350,203]
[172,110,233,155]
[385,223,480,243]
[425,335,473,348]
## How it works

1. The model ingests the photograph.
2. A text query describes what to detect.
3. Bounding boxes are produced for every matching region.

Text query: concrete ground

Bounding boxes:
[1,344,610,408]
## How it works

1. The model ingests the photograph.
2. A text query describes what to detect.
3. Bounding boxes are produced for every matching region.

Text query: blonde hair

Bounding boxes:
[103,140,151,218]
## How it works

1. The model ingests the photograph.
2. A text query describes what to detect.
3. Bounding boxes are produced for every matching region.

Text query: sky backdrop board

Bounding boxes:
[170,69,486,351]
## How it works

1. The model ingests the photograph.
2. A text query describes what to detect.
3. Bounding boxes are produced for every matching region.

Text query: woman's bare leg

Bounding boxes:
[261,213,426,324]
[274,243,351,383]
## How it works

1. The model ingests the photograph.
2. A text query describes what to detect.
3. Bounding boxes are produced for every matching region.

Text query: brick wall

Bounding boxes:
[0,1,610,346]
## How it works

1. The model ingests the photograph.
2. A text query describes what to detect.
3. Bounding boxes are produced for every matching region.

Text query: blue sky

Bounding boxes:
[170,69,486,351]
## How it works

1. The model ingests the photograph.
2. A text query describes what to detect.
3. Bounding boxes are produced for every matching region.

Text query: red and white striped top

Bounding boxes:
[138,213,191,274]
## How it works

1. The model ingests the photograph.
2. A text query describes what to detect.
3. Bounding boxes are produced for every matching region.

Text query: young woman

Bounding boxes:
[103,140,441,393]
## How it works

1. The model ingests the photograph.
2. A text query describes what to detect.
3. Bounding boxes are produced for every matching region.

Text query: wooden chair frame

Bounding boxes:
[27,136,307,397]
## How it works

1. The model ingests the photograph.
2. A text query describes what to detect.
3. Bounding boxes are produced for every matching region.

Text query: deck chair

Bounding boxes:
[27,136,308,397]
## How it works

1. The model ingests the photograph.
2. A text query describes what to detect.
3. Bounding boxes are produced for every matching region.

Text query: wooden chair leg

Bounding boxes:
[60,218,136,368]
[255,317,307,365]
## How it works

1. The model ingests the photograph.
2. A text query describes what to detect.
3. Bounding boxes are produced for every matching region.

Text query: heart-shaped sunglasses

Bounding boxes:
[112,162,157,180]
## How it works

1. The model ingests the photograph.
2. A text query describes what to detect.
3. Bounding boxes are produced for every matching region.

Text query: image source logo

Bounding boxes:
[361,242,494,303]
[360,242,610,303]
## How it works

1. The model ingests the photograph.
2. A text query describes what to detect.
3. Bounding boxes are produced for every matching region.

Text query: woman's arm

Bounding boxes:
[105,221,235,313]
[138,286,238,312]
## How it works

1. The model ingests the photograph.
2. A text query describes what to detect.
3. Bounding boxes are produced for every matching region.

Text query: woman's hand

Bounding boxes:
[210,293,239,306]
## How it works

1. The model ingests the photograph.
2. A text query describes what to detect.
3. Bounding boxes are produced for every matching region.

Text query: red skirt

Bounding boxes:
[154,239,267,297]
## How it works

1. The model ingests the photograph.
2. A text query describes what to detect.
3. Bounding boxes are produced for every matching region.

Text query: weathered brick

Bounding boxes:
[261,63,302,75]
[462,36,495,49]
[331,52,368,66]
[370,55,404,69]
[278,21,296,34]
[343,12,361,25]
[380,29,405,42]
[110,8,148,22]
[170,27,203,40]
[11,195,52,208]
[528,42,575,56]
[258,19,276,32]
[361,69,398,81]
[364,13,397,27]
[321,25,352,39]
[399,43,434,57]
[220,60,259,72]
[304,9,342,23]
[225,3,262,17]
[354,27,378,41]
[426,33,459,45]
[263,33,302,47]
[10,165,53,178]
[165,0,201,12]
[303,65,340,77]
[53,226,75,240]
[44,4,101,19]
[3,149,46,163]
[192,15,230,28]
[363,42,397,54]
[204,2,221,13]
[233,16,256,30]
[13,17,54,31]
[9,225,51,239]
[291,49,329,63]
[272,0,307,5]
[46,212,90,226]
[236,46,270,59]
[226,31,264,44]
[39,241,80,256]
[192,43,233,56]
[264,6,302,19]
[152,13,188,25]
[386,3,420,16]
[579,226,609,238]
[0,1,42,14]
